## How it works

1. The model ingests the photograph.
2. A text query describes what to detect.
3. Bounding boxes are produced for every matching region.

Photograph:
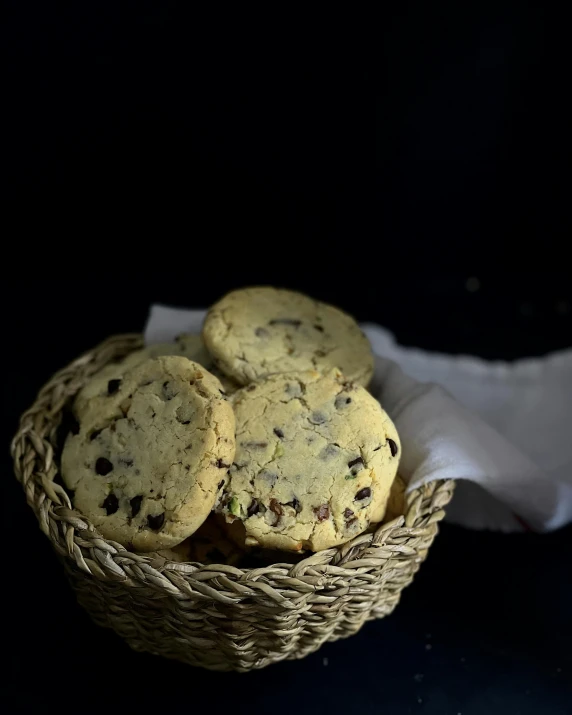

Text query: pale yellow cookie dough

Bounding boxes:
[74,334,238,422]
[62,356,235,551]
[220,369,400,551]
[202,287,374,386]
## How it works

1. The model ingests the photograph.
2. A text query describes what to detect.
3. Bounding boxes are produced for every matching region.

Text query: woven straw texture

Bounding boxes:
[11,335,455,672]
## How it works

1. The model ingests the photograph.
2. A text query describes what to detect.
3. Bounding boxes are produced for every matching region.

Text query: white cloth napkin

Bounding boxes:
[145,304,572,532]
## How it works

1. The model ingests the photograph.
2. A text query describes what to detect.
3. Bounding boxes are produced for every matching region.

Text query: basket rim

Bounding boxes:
[11,333,455,597]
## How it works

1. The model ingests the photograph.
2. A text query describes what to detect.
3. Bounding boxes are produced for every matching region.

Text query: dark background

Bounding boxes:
[3,2,571,713]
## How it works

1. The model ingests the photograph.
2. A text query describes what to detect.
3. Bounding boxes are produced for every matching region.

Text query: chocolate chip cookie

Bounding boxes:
[157,515,244,565]
[384,475,406,522]
[219,369,400,552]
[74,334,238,422]
[202,287,374,386]
[61,356,236,551]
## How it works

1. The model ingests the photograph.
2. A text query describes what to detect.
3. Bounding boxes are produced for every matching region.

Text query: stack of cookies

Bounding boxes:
[61,287,402,564]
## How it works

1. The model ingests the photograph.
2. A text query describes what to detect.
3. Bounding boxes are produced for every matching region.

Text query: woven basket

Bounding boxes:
[11,334,455,672]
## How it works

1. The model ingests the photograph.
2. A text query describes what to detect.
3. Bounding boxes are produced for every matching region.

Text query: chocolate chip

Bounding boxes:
[217,480,225,490]
[285,382,303,397]
[95,457,113,476]
[320,444,339,460]
[102,493,119,515]
[348,457,364,469]
[343,508,354,519]
[247,499,260,517]
[273,428,285,439]
[179,420,191,425]
[147,513,165,530]
[107,379,121,395]
[241,441,268,449]
[287,497,302,514]
[130,495,143,517]
[313,324,324,332]
[335,394,352,409]
[257,469,278,486]
[269,498,283,526]
[89,429,102,442]
[268,318,302,327]
[269,499,283,514]
[387,438,399,457]
[162,381,177,400]
[313,504,330,521]
[355,487,371,501]
[309,411,327,425]
[255,327,269,338]
[217,459,230,469]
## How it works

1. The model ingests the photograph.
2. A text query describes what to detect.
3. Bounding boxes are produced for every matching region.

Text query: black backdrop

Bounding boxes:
[3,3,571,713]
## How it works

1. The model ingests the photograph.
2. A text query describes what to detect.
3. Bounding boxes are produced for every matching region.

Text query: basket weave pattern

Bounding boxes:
[11,335,454,671]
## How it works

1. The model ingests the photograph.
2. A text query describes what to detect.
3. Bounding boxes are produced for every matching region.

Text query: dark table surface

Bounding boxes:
[3,3,572,713]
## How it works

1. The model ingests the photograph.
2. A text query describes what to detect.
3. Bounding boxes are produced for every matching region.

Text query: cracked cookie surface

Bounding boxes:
[62,355,235,551]
[220,369,400,551]
[74,334,238,422]
[202,287,374,386]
